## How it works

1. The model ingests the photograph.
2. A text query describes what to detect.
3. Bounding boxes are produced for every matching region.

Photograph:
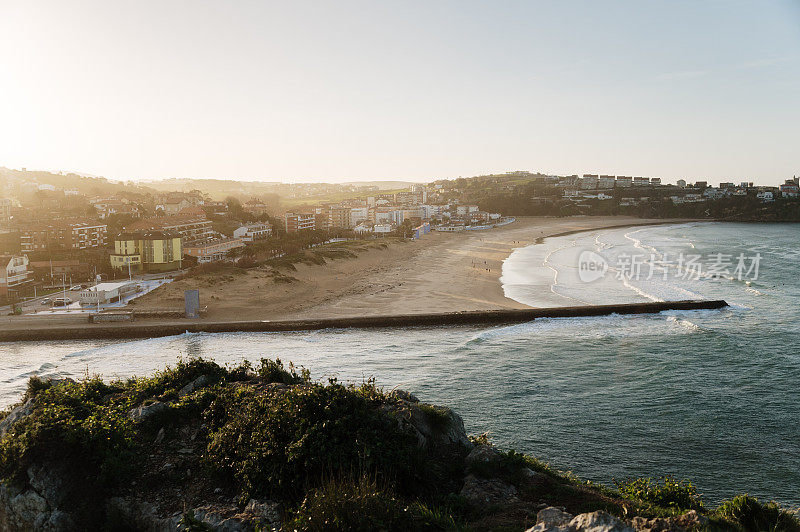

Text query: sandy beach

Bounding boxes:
[0,216,693,335]
[134,216,683,320]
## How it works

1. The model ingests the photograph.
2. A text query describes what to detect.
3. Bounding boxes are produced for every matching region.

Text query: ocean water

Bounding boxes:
[1,222,798,505]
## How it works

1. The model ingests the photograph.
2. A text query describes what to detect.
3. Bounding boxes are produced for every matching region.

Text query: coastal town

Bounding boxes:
[0,166,797,315]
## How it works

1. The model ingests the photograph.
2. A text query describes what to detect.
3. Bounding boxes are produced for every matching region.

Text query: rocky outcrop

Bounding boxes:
[129,401,169,423]
[527,508,635,532]
[460,474,519,510]
[105,497,282,531]
[0,398,35,439]
[0,482,74,531]
[382,394,472,450]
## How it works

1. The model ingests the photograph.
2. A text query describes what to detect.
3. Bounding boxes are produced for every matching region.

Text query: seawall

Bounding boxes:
[2,300,728,342]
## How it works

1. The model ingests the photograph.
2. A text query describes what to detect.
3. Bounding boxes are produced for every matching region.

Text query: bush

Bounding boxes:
[286,475,461,531]
[205,380,421,502]
[615,476,704,512]
[256,357,309,384]
[715,495,800,532]
[0,378,137,525]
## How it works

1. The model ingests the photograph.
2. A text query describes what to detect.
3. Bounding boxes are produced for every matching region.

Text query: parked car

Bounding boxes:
[40,298,51,305]
[70,285,83,291]
[52,297,72,306]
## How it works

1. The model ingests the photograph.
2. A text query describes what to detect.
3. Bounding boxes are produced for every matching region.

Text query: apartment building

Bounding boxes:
[233,222,273,243]
[0,255,31,296]
[284,212,316,232]
[124,216,214,245]
[110,231,182,273]
[19,221,108,252]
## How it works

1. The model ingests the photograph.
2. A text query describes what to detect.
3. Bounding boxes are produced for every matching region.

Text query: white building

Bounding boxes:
[233,222,273,243]
[0,255,31,297]
[79,281,139,305]
[349,207,369,226]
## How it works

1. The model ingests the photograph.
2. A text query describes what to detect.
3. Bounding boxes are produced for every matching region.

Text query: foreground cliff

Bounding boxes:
[0,358,797,531]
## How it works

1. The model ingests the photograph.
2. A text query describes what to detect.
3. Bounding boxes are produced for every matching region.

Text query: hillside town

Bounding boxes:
[0,166,797,312]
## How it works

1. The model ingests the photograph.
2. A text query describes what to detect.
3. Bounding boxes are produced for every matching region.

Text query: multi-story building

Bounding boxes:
[183,238,244,263]
[633,177,650,186]
[616,176,632,187]
[233,222,273,243]
[110,231,182,273]
[124,216,213,245]
[0,255,31,297]
[284,212,316,232]
[598,176,616,189]
[326,206,351,229]
[349,207,369,226]
[19,221,108,252]
[0,199,13,221]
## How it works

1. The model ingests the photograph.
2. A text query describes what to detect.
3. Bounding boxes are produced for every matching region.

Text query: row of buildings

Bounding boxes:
[109,218,274,273]
[283,186,501,234]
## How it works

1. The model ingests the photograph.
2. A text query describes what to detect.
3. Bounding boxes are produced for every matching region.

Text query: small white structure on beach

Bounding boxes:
[79,281,139,305]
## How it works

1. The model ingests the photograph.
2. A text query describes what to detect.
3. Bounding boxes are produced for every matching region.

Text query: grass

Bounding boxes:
[285,475,463,531]
[712,495,800,532]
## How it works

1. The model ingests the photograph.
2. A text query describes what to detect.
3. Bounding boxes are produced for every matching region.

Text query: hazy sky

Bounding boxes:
[1,1,798,184]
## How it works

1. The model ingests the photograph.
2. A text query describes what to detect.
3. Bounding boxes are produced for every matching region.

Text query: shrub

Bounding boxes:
[286,475,461,531]
[125,357,227,406]
[0,378,137,525]
[715,495,800,532]
[615,476,704,512]
[257,357,309,384]
[205,381,421,502]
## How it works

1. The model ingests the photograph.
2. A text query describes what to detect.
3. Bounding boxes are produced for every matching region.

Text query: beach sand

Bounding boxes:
[0,216,690,334]
[133,216,680,320]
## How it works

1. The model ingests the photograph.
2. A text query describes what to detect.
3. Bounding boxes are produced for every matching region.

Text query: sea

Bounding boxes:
[1,222,798,506]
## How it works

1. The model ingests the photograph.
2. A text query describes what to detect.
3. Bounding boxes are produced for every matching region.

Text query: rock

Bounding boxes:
[519,467,555,493]
[674,510,708,529]
[460,474,518,510]
[0,398,36,438]
[244,499,282,526]
[27,463,71,508]
[381,402,472,450]
[631,515,686,532]
[389,389,419,403]
[528,510,637,532]
[153,427,166,445]
[465,443,502,476]
[178,375,211,398]
[538,507,575,526]
[569,510,635,532]
[129,401,169,423]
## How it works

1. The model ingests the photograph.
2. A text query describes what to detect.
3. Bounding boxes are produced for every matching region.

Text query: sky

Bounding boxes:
[1,1,799,185]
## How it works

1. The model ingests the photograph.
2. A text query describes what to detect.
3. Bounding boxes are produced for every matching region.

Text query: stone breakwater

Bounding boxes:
[0,300,728,342]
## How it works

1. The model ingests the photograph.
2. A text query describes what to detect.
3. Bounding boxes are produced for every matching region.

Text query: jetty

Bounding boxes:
[1,300,728,342]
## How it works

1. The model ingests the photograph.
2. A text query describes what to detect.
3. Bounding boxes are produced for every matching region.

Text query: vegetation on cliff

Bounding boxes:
[0,358,798,531]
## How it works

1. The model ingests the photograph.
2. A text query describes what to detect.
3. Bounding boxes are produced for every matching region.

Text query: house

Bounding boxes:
[0,255,31,297]
[757,191,774,202]
[233,222,273,243]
